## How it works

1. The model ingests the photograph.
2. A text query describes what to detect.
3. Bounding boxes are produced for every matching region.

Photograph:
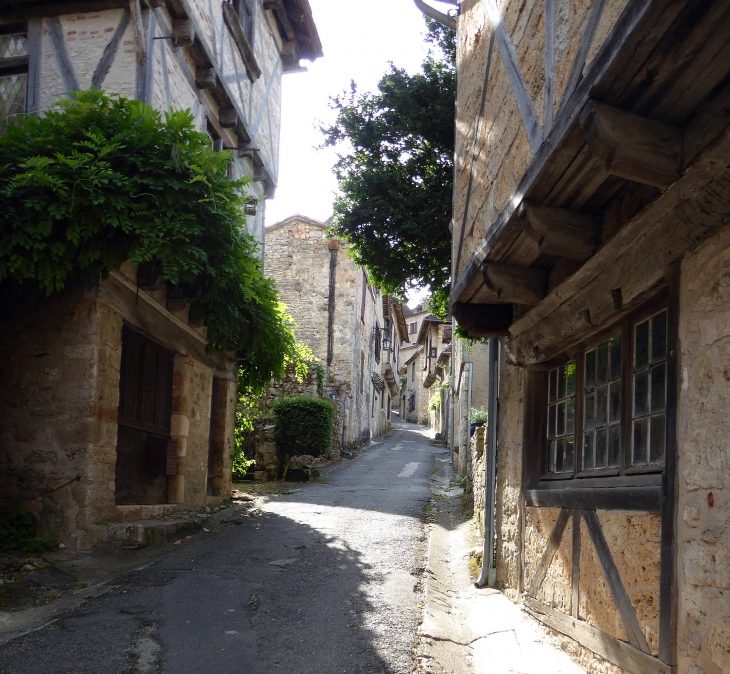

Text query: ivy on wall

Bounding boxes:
[0,91,295,392]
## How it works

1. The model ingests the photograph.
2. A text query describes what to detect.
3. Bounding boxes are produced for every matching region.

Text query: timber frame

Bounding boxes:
[446,2,730,671]
[452,1,730,369]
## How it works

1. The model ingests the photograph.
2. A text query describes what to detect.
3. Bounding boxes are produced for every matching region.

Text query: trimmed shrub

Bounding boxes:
[272,396,336,463]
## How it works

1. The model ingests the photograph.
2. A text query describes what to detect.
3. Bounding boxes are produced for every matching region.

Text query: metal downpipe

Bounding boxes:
[476,337,499,588]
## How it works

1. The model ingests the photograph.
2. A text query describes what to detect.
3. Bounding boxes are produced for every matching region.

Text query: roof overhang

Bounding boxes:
[451,0,730,366]
[265,0,323,71]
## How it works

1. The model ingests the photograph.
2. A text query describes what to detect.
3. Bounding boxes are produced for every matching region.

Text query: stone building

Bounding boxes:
[264,215,408,447]
[416,317,451,436]
[447,1,730,673]
[0,0,321,548]
[400,346,426,424]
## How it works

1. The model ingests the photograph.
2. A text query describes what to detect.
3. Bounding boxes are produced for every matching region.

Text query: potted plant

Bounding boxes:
[468,406,488,437]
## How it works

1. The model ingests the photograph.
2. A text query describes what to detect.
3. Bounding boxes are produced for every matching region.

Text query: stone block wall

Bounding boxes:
[0,284,120,544]
[265,216,390,448]
[264,217,331,358]
[0,267,236,547]
[453,0,631,281]
[677,226,730,674]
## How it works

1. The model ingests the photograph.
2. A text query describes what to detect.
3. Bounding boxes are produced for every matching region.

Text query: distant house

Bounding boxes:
[264,215,408,446]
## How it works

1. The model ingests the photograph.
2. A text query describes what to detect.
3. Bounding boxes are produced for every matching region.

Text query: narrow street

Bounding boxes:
[0,421,442,674]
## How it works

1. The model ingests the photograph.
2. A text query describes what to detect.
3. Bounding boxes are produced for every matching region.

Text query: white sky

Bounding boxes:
[265,0,455,228]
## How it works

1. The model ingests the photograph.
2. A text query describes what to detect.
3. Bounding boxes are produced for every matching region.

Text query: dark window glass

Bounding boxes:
[635,320,649,368]
[595,428,607,469]
[0,34,28,134]
[610,336,622,380]
[546,361,576,475]
[597,342,608,385]
[651,364,666,413]
[652,311,667,362]
[633,419,648,465]
[634,370,648,416]
[631,310,667,467]
[585,349,596,390]
[583,335,621,473]
[608,426,621,467]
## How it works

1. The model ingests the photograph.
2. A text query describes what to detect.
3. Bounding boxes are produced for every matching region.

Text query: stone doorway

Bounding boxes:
[115,327,175,505]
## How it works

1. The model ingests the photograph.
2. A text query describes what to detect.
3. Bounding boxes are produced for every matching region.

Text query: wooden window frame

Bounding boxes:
[524,289,675,509]
[0,28,29,133]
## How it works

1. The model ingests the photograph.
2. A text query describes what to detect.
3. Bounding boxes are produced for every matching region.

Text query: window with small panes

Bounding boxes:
[541,302,670,482]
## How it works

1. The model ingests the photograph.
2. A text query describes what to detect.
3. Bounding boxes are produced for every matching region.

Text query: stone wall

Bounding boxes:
[453,0,631,280]
[0,268,236,548]
[494,347,525,598]
[676,226,730,674]
[264,217,331,358]
[31,0,294,254]
[264,216,387,449]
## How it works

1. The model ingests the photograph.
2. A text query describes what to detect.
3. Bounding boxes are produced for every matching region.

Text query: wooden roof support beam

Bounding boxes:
[219,107,238,128]
[579,100,682,190]
[522,203,603,261]
[483,263,548,306]
[452,302,513,338]
[195,68,217,89]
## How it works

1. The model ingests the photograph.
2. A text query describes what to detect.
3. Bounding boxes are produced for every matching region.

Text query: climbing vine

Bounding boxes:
[0,90,295,392]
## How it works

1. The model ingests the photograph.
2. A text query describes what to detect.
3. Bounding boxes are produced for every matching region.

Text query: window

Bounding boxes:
[632,311,667,466]
[547,361,576,474]
[233,0,254,44]
[541,305,669,481]
[207,119,224,152]
[0,31,28,134]
[409,322,417,335]
[430,347,437,358]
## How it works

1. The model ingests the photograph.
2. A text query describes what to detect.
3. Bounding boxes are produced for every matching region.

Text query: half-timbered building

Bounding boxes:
[450,1,730,673]
[0,0,321,549]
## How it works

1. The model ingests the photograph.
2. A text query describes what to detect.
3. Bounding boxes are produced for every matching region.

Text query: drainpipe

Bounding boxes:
[326,240,338,382]
[449,319,456,463]
[476,337,499,588]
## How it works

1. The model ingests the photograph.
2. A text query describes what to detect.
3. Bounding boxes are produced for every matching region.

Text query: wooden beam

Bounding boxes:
[525,487,661,512]
[195,67,217,89]
[483,262,547,306]
[579,100,682,189]
[522,203,603,261]
[528,508,570,597]
[219,107,237,128]
[583,509,651,653]
[451,302,512,338]
[524,597,674,674]
[264,0,295,41]
[571,508,581,618]
[222,1,261,81]
[171,19,195,49]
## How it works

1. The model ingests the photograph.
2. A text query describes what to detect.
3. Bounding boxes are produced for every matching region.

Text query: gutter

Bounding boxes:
[413,0,458,31]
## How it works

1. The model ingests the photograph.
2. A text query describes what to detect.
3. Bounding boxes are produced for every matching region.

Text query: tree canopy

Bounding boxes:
[0,90,297,393]
[321,19,455,313]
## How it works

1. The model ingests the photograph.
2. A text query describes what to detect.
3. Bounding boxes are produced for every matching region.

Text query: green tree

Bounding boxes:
[0,90,295,392]
[320,19,455,313]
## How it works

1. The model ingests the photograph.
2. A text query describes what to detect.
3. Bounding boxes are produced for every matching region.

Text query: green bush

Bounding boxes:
[272,396,336,462]
[0,505,57,554]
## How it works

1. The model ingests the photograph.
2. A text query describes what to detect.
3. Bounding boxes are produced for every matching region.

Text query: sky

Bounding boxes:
[265,0,455,227]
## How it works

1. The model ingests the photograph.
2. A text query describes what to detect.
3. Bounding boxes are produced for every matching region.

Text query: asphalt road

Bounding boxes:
[0,419,442,674]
